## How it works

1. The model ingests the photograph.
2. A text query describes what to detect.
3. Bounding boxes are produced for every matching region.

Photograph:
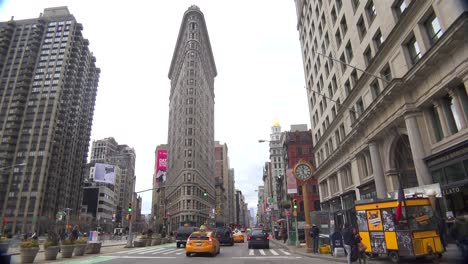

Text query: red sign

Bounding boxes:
[156,149,167,183]
[287,211,291,216]
[2,218,7,223]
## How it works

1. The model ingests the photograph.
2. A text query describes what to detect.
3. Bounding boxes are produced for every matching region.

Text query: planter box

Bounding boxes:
[0,241,10,254]
[20,247,39,263]
[145,239,152,246]
[133,240,146,247]
[74,244,86,256]
[151,238,161,246]
[85,242,102,254]
[60,244,75,258]
[44,246,60,260]
[161,238,168,244]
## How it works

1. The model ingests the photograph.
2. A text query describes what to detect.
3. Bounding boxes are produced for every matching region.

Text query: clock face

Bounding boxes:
[295,163,312,180]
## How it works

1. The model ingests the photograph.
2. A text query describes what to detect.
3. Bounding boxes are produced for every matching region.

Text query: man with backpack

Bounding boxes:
[310,224,320,253]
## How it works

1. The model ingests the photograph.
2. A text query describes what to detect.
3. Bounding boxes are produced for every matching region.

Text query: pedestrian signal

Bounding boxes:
[293,199,298,209]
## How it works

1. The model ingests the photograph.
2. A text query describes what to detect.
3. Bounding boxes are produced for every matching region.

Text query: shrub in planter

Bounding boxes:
[20,239,39,263]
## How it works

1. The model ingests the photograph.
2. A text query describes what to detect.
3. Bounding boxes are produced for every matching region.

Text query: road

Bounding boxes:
[82,241,341,264]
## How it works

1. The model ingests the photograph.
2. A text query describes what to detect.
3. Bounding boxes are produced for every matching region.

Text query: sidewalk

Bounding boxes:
[269,238,462,263]
[5,240,128,264]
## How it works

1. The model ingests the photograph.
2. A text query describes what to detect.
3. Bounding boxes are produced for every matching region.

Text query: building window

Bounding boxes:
[356,98,365,116]
[429,105,444,142]
[394,0,407,18]
[351,0,360,10]
[381,64,392,82]
[357,16,367,41]
[373,29,383,50]
[340,16,348,35]
[335,30,342,47]
[407,35,421,64]
[335,130,341,144]
[331,7,337,24]
[425,12,443,44]
[340,53,346,72]
[364,46,372,66]
[366,0,377,23]
[350,69,358,87]
[443,95,462,133]
[345,41,353,61]
[370,79,381,99]
[336,0,342,12]
[345,80,351,96]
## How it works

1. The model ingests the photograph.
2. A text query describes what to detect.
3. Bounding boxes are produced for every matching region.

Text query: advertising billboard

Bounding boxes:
[156,149,167,183]
[94,163,116,184]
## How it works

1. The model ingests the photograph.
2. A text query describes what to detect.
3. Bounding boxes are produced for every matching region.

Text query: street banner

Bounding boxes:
[286,169,297,194]
[94,163,116,184]
[156,149,167,183]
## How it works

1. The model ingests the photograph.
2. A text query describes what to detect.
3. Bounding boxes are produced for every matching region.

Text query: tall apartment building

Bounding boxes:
[0,7,100,234]
[294,0,468,222]
[89,137,136,226]
[166,5,217,230]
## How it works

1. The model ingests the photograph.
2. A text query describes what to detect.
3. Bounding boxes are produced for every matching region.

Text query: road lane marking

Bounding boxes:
[149,248,172,254]
[233,256,302,259]
[101,255,177,259]
[259,249,266,255]
[270,249,279,255]
[279,249,291,255]
[249,249,254,255]
[114,247,153,254]
[163,249,183,255]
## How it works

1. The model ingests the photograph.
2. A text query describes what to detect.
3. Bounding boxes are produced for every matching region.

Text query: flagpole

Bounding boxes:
[397,173,406,222]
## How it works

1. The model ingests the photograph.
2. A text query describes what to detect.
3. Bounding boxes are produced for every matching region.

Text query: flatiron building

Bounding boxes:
[166,5,217,230]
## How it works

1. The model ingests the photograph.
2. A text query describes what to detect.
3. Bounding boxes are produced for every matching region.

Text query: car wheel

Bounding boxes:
[186,252,191,257]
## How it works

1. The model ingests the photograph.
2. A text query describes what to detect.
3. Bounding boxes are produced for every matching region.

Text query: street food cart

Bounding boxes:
[355,198,443,262]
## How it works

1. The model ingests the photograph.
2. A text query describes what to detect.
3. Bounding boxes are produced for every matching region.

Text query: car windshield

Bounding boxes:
[189,233,210,240]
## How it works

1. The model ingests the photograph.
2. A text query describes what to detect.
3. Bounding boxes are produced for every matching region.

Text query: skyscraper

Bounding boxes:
[0,6,100,234]
[166,5,217,230]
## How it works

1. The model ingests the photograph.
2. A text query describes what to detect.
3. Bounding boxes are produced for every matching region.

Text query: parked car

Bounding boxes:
[185,231,220,257]
[175,225,198,248]
[247,229,269,249]
[214,227,234,246]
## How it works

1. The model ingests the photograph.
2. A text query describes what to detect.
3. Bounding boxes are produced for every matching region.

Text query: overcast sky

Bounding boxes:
[0,0,310,215]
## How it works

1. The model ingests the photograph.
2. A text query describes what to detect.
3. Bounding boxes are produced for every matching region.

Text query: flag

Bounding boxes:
[395,183,405,224]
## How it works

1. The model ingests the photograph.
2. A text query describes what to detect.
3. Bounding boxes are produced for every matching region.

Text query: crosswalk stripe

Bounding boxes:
[150,248,172,254]
[270,249,279,255]
[249,249,254,255]
[114,247,154,254]
[138,247,175,254]
[279,249,291,255]
[163,249,182,255]
[259,249,266,255]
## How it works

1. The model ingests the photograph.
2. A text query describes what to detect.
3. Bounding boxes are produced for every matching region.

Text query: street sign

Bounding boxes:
[287,211,291,216]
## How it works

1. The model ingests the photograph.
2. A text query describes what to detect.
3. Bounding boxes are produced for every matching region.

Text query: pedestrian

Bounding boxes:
[310,224,320,253]
[342,223,355,264]
[274,226,279,239]
[450,215,468,264]
[353,227,366,264]
[281,227,288,244]
[72,225,79,240]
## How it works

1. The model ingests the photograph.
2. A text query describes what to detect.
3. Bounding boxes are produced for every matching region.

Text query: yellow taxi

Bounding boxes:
[185,231,220,257]
[233,230,244,243]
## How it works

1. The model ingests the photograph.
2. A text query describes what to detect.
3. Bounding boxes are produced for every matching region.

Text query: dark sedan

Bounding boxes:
[247,229,269,249]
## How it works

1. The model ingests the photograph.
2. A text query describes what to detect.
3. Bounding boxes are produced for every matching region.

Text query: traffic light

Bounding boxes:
[203,189,208,197]
[128,203,132,212]
[293,199,298,209]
